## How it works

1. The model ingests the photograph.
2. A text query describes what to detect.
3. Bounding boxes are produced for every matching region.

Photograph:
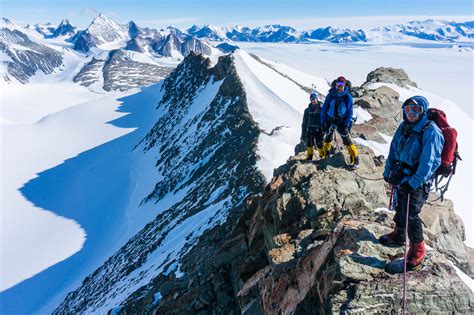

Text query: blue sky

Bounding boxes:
[1,0,473,29]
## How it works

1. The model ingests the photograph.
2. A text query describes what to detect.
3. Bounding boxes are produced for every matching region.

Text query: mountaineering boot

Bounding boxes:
[407,241,426,270]
[318,147,325,158]
[306,146,314,161]
[347,144,360,169]
[379,227,406,247]
[322,141,332,158]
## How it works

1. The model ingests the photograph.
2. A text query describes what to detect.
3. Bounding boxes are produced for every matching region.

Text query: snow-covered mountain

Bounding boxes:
[187,24,229,41]
[302,26,367,43]
[371,20,474,42]
[72,13,130,53]
[25,22,56,37]
[0,25,63,83]
[51,19,76,38]
[1,15,218,90]
[183,19,474,43]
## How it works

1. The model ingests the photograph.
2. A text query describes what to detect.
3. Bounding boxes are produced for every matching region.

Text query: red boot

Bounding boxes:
[407,241,425,270]
[379,227,405,246]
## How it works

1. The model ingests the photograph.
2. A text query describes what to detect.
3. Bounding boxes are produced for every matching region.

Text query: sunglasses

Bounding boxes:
[403,104,422,114]
[336,82,345,87]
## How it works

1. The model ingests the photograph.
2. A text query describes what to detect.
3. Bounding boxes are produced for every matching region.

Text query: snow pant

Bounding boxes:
[325,120,353,146]
[306,126,324,149]
[393,184,429,243]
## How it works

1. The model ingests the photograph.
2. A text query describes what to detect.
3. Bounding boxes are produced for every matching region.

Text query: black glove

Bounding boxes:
[400,181,414,193]
[437,164,453,177]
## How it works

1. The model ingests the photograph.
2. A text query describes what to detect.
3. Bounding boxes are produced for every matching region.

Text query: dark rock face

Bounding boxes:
[51,19,76,37]
[181,36,212,56]
[364,67,418,88]
[72,57,105,87]
[0,28,63,83]
[102,49,173,91]
[72,49,173,91]
[54,53,267,314]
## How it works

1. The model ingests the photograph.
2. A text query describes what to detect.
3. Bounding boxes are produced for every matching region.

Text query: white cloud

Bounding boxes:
[80,7,98,17]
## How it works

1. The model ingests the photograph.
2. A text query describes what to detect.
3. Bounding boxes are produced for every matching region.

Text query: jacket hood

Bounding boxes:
[403,95,429,112]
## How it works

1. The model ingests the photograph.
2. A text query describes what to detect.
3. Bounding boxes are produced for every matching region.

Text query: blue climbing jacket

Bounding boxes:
[384,96,445,189]
[321,87,353,128]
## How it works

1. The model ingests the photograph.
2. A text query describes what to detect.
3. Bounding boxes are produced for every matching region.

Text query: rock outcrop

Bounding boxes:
[363,67,418,89]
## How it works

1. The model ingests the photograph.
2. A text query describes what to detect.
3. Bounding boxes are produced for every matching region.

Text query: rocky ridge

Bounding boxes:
[114,67,473,314]
[54,52,268,314]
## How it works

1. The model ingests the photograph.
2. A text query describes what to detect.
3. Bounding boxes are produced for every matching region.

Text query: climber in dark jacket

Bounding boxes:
[321,76,359,168]
[380,95,444,270]
[301,92,325,160]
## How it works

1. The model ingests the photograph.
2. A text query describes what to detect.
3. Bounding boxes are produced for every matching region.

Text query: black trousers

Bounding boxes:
[325,119,353,146]
[306,126,324,149]
[393,185,428,243]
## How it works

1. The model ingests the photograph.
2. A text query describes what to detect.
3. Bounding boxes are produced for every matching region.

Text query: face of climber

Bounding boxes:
[403,103,423,123]
[335,80,345,93]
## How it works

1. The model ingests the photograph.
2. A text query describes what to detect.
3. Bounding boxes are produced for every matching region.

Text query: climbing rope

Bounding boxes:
[352,171,385,181]
[402,192,410,315]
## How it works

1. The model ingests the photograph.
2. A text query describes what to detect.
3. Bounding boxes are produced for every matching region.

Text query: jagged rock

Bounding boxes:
[352,85,403,136]
[420,198,474,277]
[363,66,418,88]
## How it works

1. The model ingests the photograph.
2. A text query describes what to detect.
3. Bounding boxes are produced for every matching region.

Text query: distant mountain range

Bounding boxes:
[1,14,472,88]
[187,20,474,43]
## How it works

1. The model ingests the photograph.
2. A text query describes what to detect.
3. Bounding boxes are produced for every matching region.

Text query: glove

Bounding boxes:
[400,181,414,193]
[384,176,392,185]
[437,164,452,177]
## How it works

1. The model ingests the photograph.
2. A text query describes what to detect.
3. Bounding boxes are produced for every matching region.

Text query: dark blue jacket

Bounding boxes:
[383,96,444,189]
[321,87,353,128]
[301,102,322,136]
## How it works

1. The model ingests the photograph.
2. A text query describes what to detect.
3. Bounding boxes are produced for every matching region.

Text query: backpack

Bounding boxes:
[420,108,461,200]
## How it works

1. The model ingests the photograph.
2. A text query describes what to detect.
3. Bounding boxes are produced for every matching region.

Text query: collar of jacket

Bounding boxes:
[329,87,348,97]
[412,114,429,133]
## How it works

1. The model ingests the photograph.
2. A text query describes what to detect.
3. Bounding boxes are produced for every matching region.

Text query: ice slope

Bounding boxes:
[233,50,330,180]
[0,83,166,313]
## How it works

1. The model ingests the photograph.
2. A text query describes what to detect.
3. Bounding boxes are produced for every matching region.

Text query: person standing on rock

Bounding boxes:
[380,95,444,270]
[320,76,359,169]
[301,91,325,160]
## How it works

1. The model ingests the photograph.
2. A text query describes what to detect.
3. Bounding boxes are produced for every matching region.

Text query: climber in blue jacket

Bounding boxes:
[380,95,444,270]
[320,76,359,169]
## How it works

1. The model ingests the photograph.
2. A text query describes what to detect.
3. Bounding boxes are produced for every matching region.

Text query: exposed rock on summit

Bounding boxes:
[363,66,418,89]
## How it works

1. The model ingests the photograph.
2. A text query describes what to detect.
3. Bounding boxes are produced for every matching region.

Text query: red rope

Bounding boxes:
[402,192,410,314]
